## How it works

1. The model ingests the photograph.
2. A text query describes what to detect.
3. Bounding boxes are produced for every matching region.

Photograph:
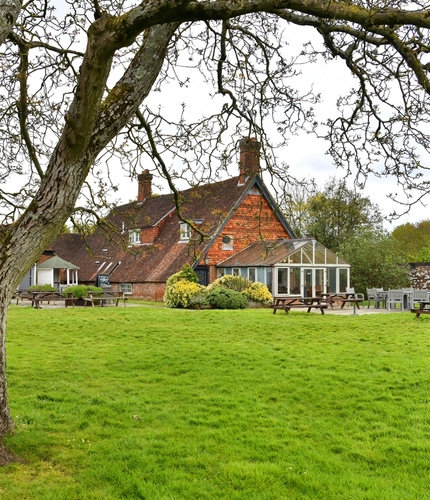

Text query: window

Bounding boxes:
[179,223,191,241]
[222,235,234,250]
[248,268,256,282]
[129,230,140,245]
[120,283,132,295]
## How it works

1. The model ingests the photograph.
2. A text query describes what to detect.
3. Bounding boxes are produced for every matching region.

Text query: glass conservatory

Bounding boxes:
[216,238,350,297]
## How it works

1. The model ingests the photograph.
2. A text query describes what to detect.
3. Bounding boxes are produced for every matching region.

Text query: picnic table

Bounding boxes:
[272,296,328,315]
[31,291,76,309]
[321,292,364,309]
[410,301,430,318]
[84,290,127,307]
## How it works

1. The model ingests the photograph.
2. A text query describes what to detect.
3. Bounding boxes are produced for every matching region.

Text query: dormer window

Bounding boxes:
[179,222,191,242]
[129,229,140,245]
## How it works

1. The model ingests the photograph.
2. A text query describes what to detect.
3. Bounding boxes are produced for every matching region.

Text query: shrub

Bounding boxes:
[242,282,273,304]
[164,279,205,308]
[166,264,199,288]
[206,288,248,309]
[63,285,103,299]
[188,288,209,309]
[29,284,56,291]
[208,275,252,292]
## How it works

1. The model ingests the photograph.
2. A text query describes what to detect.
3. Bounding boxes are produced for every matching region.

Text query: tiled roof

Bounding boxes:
[217,239,313,266]
[60,174,269,283]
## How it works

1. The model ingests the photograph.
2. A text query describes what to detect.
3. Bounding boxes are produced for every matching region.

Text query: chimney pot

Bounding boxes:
[137,170,153,202]
[239,137,260,185]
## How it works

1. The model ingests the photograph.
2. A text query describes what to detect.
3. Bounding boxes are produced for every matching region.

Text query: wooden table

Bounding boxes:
[411,301,430,318]
[272,296,328,315]
[84,291,127,307]
[31,291,75,309]
[322,292,364,309]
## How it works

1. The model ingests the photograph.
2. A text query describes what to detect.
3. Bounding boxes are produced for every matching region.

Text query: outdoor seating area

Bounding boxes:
[13,290,76,309]
[271,288,364,315]
[366,288,430,313]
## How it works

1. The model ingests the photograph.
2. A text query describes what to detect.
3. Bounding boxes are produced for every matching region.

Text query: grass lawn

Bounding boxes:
[1,305,430,499]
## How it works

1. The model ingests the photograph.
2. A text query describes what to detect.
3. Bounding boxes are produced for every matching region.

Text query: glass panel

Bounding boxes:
[232,268,240,276]
[326,250,337,264]
[248,268,256,282]
[277,268,288,294]
[266,268,272,292]
[289,251,301,263]
[289,268,301,295]
[314,243,326,264]
[328,268,337,293]
[304,269,312,297]
[339,268,348,292]
[302,244,313,263]
[315,269,324,295]
[337,256,348,264]
[257,268,265,283]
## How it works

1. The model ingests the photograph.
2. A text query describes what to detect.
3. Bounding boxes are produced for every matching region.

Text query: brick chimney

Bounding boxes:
[238,137,260,185]
[137,170,153,202]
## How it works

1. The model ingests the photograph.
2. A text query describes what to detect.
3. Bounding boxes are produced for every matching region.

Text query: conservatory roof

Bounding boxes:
[217,238,349,267]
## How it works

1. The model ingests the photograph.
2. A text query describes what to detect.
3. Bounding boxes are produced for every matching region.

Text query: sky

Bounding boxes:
[108,24,430,231]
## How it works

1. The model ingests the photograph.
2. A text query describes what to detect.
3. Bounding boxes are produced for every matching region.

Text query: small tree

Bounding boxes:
[339,230,410,295]
[298,178,383,253]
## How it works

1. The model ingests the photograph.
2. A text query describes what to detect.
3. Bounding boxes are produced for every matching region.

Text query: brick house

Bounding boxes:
[49,138,351,299]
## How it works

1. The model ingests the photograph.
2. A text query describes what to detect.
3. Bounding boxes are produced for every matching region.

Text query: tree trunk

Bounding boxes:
[0,21,177,462]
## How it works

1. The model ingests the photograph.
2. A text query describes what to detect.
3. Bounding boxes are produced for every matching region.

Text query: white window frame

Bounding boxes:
[120,283,132,295]
[179,222,191,241]
[129,229,140,245]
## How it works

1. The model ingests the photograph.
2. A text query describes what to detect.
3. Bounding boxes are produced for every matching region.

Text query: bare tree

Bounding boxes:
[1,0,430,459]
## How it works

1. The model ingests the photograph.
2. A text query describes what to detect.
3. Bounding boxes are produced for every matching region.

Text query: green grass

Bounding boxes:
[1,305,430,499]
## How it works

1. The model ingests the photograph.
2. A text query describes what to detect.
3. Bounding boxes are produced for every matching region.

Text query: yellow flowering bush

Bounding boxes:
[164,279,206,308]
[242,282,273,304]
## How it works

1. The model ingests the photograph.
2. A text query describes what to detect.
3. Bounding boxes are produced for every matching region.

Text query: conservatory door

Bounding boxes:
[303,268,326,297]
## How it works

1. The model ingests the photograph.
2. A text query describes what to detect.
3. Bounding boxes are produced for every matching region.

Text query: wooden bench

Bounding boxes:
[84,291,127,307]
[411,301,430,318]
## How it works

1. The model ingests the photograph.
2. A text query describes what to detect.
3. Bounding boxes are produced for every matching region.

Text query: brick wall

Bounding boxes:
[204,192,290,269]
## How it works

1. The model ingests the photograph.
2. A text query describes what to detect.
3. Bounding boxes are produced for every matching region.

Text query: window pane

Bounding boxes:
[249,268,256,282]
[266,268,272,293]
[314,243,326,264]
[277,268,288,294]
[339,268,348,292]
[328,268,337,293]
[289,268,300,295]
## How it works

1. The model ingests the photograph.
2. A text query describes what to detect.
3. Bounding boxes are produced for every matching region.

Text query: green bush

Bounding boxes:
[242,282,273,304]
[206,288,248,309]
[29,284,56,291]
[63,285,103,299]
[208,274,252,292]
[166,264,199,288]
[164,279,206,308]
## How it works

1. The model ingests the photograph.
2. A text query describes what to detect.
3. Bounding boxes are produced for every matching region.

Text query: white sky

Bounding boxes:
[109,24,430,231]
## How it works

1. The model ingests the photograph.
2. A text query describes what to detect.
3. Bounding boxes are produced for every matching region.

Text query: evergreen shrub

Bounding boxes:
[63,285,103,299]
[29,284,57,291]
[208,275,252,292]
[206,288,248,309]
